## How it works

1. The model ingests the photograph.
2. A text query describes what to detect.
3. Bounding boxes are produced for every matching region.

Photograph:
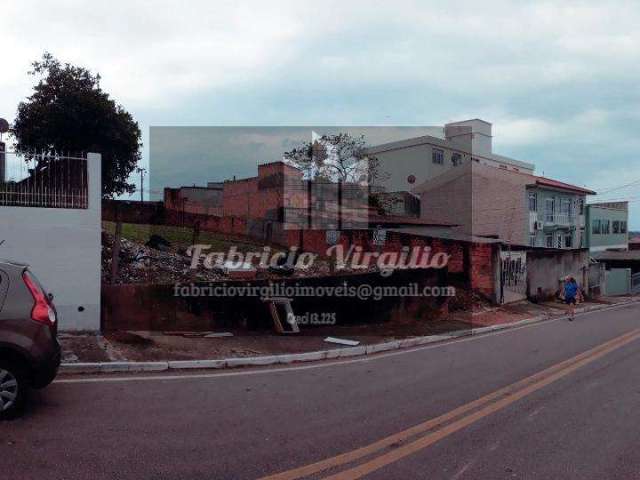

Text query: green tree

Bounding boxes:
[12,53,142,198]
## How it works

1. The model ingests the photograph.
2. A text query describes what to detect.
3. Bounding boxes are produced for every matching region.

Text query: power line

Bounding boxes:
[591,177,640,195]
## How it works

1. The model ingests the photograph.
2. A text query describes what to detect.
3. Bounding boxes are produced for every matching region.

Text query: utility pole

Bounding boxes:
[136,167,146,202]
[0,118,9,184]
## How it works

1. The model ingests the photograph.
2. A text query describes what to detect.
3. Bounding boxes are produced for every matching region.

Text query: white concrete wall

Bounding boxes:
[0,153,101,331]
[527,249,590,300]
[375,143,462,193]
[372,139,533,195]
[604,268,632,296]
[445,119,492,156]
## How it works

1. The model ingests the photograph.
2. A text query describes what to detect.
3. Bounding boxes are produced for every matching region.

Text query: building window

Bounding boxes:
[613,221,620,234]
[556,234,563,249]
[432,149,444,165]
[529,234,537,247]
[602,220,610,234]
[560,199,571,219]
[451,152,462,166]
[545,198,555,222]
[621,221,628,233]
[528,192,537,212]
[592,219,601,234]
[546,234,553,248]
[565,234,572,248]
[579,198,585,215]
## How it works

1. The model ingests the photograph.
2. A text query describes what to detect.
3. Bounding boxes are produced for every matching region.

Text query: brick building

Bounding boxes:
[164,183,223,217]
[165,160,376,243]
[165,162,310,222]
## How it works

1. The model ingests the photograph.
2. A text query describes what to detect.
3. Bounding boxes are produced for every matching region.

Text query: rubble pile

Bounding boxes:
[102,230,383,285]
[102,230,225,284]
[447,287,491,312]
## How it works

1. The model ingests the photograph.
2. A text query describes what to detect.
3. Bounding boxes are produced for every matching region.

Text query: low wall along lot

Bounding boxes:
[101,269,449,332]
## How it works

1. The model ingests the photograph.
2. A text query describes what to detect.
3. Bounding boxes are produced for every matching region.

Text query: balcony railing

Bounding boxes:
[540,212,575,226]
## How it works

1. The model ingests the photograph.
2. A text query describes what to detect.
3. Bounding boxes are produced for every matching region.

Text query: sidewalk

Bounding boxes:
[59,295,640,374]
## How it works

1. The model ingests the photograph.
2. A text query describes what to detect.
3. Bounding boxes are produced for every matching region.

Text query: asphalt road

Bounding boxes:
[3,303,640,480]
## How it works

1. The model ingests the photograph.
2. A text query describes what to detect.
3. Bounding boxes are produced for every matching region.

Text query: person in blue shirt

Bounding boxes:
[563,276,580,321]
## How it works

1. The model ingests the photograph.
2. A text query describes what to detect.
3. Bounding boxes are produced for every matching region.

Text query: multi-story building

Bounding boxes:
[526,179,594,249]
[585,202,629,252]
[413,162,595,249]
[366,119,535,196]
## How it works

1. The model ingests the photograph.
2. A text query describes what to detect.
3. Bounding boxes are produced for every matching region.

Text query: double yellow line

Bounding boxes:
[260,328,640,480]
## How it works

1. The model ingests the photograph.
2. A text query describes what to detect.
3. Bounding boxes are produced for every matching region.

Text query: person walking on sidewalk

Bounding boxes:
[563,276,580,321]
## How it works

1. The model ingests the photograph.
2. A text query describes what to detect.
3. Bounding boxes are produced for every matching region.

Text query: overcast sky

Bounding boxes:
[1,1,639,226]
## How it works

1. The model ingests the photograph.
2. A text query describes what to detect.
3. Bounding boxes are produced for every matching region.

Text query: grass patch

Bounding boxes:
[102,221,279,253]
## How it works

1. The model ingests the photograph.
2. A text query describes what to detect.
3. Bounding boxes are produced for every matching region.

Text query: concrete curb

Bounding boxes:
[59,298,640,375]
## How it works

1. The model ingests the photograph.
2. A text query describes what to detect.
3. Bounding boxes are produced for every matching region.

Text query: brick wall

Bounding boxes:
[469,243,497,299]
[103,199,248,236]
[220,162,307,220]
[272,228,491,298]
[101,269,445,332]
[103,199,497,301]
[103,199,166,224]
[419,163,529,246]
[164,186,223,217]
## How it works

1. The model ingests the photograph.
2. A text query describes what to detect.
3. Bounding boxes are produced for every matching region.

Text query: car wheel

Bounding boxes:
[0,361,28,420]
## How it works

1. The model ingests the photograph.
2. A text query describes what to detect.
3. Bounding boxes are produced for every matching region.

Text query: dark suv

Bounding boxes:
[0,259,61,419]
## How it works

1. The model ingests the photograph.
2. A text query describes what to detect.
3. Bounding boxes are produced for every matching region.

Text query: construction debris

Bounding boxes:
[102,228,381,285]
[324,336,360,346]
[268,265,295,276]
[102,230,226,284]
[263,297,299,334]
[162,331,233,338]
[145,234,171,251]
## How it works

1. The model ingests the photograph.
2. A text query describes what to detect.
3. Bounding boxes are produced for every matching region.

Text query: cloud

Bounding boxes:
[3,0,637,112]
[1,0,639,226]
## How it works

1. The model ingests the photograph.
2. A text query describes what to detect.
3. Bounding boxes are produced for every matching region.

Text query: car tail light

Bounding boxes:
[22,271,56,326]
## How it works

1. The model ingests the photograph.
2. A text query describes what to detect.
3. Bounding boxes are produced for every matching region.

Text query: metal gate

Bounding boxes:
[500,250,527,304]
[632,272,640,294]
[588,262,606,296]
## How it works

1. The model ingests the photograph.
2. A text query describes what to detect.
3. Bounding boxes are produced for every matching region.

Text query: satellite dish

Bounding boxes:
[0,118,9,134]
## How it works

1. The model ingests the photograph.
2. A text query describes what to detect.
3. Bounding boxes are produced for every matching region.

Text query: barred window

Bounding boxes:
[432,149,444,165]
[592,219,601,234]
[546,235,553,247]
[613,221,620,234]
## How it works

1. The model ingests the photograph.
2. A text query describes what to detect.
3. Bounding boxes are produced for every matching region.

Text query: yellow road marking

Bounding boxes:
[323,328,640,480]
[260,328,640,480]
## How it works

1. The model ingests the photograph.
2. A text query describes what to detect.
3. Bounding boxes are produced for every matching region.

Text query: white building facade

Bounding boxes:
[367,119,535,195]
